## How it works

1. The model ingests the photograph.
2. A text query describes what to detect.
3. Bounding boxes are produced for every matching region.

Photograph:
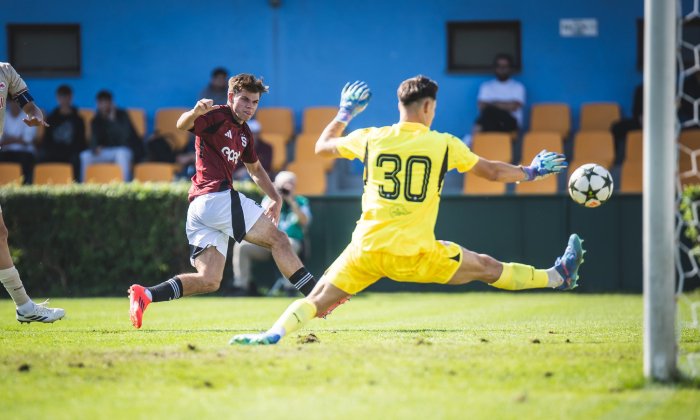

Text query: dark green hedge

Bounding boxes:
[0,181,261,297]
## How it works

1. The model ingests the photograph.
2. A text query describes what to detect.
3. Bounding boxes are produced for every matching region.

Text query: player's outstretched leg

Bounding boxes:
[129,247,226,329]
[449,234,585,291]
[553,233,585,290]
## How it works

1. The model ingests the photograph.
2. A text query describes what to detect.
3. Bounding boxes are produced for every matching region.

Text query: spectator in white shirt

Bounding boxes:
[0,100,37,183]
[467,54,525,145]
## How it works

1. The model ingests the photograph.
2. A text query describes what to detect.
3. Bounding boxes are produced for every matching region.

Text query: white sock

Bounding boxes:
[0,266,31,307]
[546,268,563,288]
[144,289,153,300]
[17,300,35,313]
[267,325,285,338]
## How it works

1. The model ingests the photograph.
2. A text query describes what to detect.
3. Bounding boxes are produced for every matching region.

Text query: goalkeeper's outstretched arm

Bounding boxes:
[470,149,568,183]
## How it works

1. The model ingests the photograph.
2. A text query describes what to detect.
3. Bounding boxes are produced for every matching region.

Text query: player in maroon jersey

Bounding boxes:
[127,74,317,329]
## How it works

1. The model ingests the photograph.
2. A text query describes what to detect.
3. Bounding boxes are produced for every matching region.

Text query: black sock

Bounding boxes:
[288,268,317,296]
[147,277,183,302]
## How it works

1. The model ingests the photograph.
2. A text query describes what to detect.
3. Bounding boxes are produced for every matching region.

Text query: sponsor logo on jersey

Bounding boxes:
[241,135,247,147]
[221,146,241,163]
[225,130,233,139]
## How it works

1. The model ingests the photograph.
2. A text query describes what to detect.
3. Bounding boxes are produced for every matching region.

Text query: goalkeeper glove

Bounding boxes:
[522,149,568,181]
[335,81,372,124]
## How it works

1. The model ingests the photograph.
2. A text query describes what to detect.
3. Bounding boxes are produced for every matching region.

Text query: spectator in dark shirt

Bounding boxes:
[199,67,229,105]
[79,90,141,181]
[41,85,86,180]
[610,84,643,165]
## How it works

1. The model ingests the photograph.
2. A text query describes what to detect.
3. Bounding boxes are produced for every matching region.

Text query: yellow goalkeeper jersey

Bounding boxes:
[336,121,479,255]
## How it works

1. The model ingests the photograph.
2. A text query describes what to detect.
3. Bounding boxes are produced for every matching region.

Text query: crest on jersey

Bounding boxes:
[0,82,5,90]
[241,135,248,147]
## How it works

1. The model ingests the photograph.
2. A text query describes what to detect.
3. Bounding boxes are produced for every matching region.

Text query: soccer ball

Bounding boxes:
[568,163,614,208]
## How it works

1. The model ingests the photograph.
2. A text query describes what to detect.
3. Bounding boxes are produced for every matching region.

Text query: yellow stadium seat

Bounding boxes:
[127,108,146,138]
[286,161,327,195]
[155,108,189,152]
[530,103,570,139]
[515,175,558,195]
[0,163,23,185]
[263,133,288,173]
[567,131,615,181]
[133,163,175,182]
[34,163,73,185]
[520,132,563,163]
[256,107,294,140]
[79,108,95,140]
[294,133,335,171]
[579,102,621,132]
[625,130,643,164]
[463,133,512,195]
[620,161,643,193]
[85,163,124,184]
[516,132,563,194]
[301,107,337,135]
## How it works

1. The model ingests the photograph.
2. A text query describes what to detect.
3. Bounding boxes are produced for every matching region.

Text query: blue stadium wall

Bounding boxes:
[1,0,643,136]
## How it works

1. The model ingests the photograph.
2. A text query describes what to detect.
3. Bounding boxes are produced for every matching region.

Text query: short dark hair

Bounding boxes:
[96,90,113,101]
[228,74,269,95]
[493,53,514,67]
[397,75,438,106]
[56,84,72,96]
[212,67,228,78]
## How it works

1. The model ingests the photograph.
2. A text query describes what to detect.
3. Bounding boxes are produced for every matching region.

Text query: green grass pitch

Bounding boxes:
[1,293,699,419]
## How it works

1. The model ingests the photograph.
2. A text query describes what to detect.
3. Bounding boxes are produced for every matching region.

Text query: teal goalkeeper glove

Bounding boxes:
[335,81,372,124]
[522,149,568,181]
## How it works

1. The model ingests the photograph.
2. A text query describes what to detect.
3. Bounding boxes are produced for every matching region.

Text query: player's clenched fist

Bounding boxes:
[194,98,214,116]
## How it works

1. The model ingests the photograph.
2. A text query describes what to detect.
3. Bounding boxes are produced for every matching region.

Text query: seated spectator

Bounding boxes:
[232,119,273,180]
[467,53,525,144]
[80,90,141,181]
[40,84,87,180]
[232,171,311,296]
[610,83,643,165]
[199,67,229,105]
[0,100,37,183]
[174,136,196,180]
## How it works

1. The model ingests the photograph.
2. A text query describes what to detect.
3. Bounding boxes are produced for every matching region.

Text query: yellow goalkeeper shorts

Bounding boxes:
[324,240,463,295]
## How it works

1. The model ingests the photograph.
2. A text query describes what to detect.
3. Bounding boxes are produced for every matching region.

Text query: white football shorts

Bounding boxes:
[186,190,264,266]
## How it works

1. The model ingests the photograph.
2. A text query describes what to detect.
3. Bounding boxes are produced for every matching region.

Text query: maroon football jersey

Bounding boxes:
[187,106,258,201]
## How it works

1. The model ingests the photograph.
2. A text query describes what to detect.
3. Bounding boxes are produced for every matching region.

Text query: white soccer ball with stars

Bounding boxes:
[568,163,614,208]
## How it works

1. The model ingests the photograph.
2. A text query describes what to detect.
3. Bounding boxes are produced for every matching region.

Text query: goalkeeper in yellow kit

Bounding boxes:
[231,76,584,345]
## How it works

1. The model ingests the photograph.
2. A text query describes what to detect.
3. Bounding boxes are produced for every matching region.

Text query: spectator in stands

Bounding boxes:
[79,90,141,181]
[466,53,525,144]
[610,83,643,165]
[233,119,273,180]
[231,171,311,296]
[40,84,87,180]
[0,100,37,183]
[200,67,229,105]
